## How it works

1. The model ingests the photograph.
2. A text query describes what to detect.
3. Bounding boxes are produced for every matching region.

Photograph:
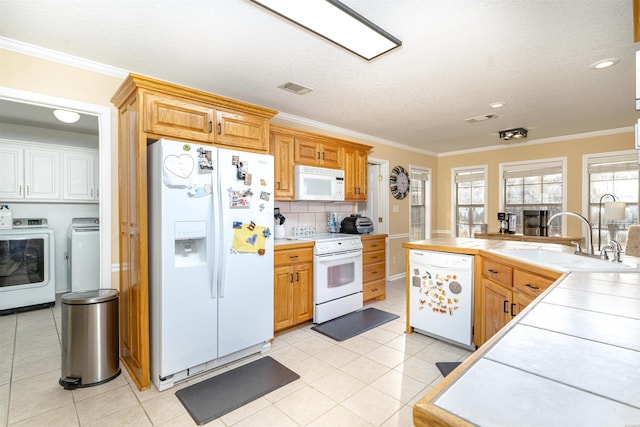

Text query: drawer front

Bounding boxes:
[363,262,385,283]
[513,270,554,298]
[363,280,385,301]
[363,250,385,265]
[482,259,513,287]
[274,248,313,265]
[362,238,385,252]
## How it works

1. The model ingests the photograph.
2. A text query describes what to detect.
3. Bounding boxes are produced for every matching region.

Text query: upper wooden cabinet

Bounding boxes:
[111,73,277,391]
[343,145,368,201]
[294,136,343,169]
[271,132,295,200]
[270,125,372,202]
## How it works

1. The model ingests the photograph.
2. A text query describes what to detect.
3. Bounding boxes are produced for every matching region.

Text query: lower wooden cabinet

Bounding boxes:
[361,235,387,302]
[478,256,558,345]
[274,245,314,332]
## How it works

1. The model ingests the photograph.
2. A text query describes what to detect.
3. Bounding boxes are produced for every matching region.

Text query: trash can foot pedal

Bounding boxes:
[59,377,81,390]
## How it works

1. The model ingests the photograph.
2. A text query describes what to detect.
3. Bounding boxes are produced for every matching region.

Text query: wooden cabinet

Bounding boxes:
[142,83,274,153]
[344,146,368,201]
[294,136,343,169]
[271,132,295,200]
[362,235,387,302]
[112,73,277,390]
[62,149,99,201]
[274,245,314,332]
[0,142,60,201]
[270,125,372,201]
[479,256,558,345]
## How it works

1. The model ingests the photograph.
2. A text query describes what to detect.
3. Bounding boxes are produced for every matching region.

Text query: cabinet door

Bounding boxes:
[215,108,269,152]
[273,133,295,200]
[344,147,367,201]
[512,292,533,317]
[292,263,313,324]
[0,144,24,199]
[63,150,97,201]
[294,138,343,168]
[481,278,512,343]
[274,265,294,331]
[24,149,60,200]
[144,92,215,143]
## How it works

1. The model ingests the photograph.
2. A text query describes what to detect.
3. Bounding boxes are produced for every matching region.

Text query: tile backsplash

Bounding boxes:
[275,201,357,237]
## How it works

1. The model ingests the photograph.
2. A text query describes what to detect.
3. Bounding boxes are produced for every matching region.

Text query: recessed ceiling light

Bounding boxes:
[488,102,506,109]
[590,58,620,70]
[53,109,80,123]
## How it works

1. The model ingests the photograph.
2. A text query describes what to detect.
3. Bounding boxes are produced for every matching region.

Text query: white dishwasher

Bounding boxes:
[409,249,475,350]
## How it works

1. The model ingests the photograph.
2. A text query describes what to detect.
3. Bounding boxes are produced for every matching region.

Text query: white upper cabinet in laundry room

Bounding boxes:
[62,149,98,201]
[0,141,60,201]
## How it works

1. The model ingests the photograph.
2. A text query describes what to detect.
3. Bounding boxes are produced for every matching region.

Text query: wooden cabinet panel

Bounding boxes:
[144,92,214,142]
[482,259,513,287]
[344,146,367,201]
[272,133,295,200]
[274,246,313,332]
[513,269,554,299]
[481,278,512,342]
[294,137,343,169]
[362,235,387,303]
[215,108,269,152]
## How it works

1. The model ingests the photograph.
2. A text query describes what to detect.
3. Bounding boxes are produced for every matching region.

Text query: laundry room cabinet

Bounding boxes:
[62,149,99,201]
[0,142,60,201]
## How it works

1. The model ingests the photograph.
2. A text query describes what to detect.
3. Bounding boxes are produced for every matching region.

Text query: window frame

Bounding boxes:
[451,165,488,238]
[499,157,567,234]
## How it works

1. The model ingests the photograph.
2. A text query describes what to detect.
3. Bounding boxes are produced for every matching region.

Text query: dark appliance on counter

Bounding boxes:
[523,210,549,236]
[497,212,516,234]
[340,214,374,234]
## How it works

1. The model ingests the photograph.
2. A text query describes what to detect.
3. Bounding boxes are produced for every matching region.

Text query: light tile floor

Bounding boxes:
[0,279,473,426]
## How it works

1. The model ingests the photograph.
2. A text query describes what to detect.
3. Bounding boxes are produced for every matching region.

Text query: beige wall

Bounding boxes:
[2,48,634,281]
[1,49,125,288]
[436,132,635,237]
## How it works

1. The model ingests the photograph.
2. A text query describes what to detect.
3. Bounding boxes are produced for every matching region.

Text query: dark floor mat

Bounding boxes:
[175,356,299,425]
[436,361,462,378]
[311,307,399,341]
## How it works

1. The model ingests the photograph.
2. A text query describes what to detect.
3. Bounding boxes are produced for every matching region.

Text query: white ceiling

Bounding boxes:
[0,0,637,154]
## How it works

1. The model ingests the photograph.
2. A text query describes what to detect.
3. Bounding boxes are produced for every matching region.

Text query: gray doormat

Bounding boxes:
[311,307,399,341]
[175,356,299,425]
[436,362,461,377]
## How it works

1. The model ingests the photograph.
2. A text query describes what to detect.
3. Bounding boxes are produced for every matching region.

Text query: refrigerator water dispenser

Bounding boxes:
[174,221,207,267]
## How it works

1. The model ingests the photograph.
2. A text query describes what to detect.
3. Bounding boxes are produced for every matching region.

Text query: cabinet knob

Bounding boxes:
[510,303,516,317]
[289,273,294,283]
[525,283,539,290]
[296,272,300,282]
[488,269,498,274]
[503,300,509,313]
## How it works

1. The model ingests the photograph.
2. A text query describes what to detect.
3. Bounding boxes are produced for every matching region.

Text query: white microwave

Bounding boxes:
[294,165,345,201]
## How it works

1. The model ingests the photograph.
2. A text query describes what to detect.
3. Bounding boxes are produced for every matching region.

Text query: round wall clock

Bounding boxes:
[390,165,410,200]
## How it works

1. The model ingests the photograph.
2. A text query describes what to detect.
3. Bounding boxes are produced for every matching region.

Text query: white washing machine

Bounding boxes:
[0,218,55,314]
[68,217,100,292]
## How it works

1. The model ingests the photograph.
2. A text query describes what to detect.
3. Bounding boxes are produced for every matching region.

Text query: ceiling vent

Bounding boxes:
[278,82,313,95]
[464,114,497,124]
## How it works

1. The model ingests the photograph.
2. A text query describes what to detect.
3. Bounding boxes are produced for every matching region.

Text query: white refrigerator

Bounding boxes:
[409,249,475,350]
[148,139,274,390]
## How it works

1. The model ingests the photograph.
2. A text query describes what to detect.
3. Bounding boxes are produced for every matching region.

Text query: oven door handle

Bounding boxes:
[315,249,362,260]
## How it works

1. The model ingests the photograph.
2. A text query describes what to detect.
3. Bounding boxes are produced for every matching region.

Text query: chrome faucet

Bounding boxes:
[600,240,623,262]
[547,211,594,255]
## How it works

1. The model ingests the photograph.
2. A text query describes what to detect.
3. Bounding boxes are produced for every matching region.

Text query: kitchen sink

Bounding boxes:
[489,248,640,272]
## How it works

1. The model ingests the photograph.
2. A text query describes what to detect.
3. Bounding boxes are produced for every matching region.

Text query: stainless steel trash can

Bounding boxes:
[59,289,120,389]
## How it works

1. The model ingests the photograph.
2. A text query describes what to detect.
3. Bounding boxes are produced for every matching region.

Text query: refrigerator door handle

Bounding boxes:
[212,168,221,300]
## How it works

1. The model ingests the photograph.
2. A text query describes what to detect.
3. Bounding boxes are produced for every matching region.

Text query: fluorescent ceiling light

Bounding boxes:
[53,109,81,123]
[251,0,401,60]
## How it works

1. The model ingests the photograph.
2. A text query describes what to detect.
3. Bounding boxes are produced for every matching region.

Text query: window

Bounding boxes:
[453,167,486,237]
[501,159,565,234]
[586,152,639,251]
[410,167,431,241]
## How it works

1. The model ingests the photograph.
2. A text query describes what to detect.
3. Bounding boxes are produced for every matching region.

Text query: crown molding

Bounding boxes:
[0,37,129,79]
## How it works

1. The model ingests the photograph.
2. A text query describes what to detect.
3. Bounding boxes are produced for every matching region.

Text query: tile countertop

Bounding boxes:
[404,238,640,427]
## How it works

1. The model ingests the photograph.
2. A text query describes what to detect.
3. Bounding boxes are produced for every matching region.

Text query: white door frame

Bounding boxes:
[0,86,112,289]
